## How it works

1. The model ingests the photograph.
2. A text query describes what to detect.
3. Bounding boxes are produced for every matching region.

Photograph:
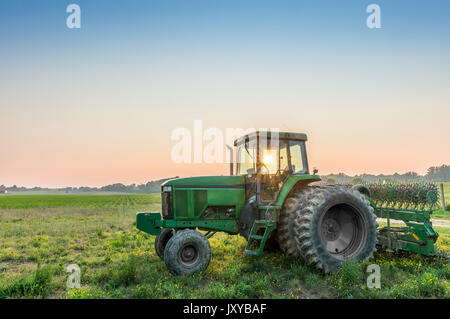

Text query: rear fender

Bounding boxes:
[275,175,321,207]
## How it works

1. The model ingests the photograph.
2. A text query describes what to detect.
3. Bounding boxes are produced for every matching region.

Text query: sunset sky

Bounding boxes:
[1,1,449,188]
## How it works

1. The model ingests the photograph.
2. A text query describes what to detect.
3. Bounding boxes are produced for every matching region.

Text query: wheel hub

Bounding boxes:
[178,244,200,267]
[319,204,368,260]
[322,218,341,241]
[181,246,195,261]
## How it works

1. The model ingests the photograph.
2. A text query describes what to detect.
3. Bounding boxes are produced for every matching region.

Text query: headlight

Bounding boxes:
[162,186,172,192]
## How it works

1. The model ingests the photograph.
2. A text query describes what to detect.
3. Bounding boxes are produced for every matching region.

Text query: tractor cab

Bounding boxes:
[233,131,310,204]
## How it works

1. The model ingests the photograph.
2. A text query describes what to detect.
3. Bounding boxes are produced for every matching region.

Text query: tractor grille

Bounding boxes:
[161,191,173,219]
[174,190,188,217]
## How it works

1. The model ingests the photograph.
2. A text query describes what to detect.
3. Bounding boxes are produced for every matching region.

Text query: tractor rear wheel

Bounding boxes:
[277,188,314,257]
[294,186,378,272]
[164,229,211,275]
[155,228,174,259]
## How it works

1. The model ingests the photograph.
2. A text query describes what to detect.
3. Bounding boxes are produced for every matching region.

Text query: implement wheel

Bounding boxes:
[352,184,371,198]
[164,229,211,275]
[294,186,378,272]
[155,228,174,259]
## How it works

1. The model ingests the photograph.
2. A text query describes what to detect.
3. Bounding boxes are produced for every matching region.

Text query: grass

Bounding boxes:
[0,194,448,299]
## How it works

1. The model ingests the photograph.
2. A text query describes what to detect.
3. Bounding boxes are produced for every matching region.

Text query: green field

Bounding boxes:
[0,194,159,209]
[0,194,448,299]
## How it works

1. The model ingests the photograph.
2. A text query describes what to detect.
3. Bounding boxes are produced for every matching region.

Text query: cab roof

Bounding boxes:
[234,131,308,146]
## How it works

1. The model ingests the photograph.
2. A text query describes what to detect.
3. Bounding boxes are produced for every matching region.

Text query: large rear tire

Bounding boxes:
[294,186,378,272]
[277,188,315,257]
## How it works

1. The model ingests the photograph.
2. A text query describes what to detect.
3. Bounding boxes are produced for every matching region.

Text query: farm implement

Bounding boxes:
[136,131,440,275]
[360,183,439,256]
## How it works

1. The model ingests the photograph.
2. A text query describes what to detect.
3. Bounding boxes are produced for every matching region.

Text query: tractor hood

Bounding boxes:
[161,176,245,189]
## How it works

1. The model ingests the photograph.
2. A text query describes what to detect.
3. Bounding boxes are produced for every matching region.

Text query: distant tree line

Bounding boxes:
[0,177,178,194]
[323,164,450,185]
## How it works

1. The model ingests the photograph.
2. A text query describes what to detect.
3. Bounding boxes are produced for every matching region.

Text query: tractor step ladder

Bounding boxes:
[244,219,276,256]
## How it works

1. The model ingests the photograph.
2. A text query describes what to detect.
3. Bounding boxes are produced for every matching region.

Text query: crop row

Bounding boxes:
[0,194,160,209]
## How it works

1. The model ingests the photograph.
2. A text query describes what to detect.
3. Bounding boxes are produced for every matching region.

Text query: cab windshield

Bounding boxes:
[259,140,306,175]
[236,139,306,175]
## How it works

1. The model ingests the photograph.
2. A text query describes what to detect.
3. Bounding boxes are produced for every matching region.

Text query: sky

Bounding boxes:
[0,0,449,188]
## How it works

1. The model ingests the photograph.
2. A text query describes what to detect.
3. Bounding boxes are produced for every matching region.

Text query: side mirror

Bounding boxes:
[313,168,319,175]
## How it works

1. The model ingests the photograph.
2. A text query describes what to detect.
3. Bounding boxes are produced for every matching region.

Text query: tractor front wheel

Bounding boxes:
[164,229,211,275]
[155,228,174,259]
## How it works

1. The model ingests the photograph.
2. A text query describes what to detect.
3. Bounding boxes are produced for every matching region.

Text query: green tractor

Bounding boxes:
[136,131,439,275]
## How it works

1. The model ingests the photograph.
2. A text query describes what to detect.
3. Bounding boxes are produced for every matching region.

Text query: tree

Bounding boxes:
[425,165,450,182]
